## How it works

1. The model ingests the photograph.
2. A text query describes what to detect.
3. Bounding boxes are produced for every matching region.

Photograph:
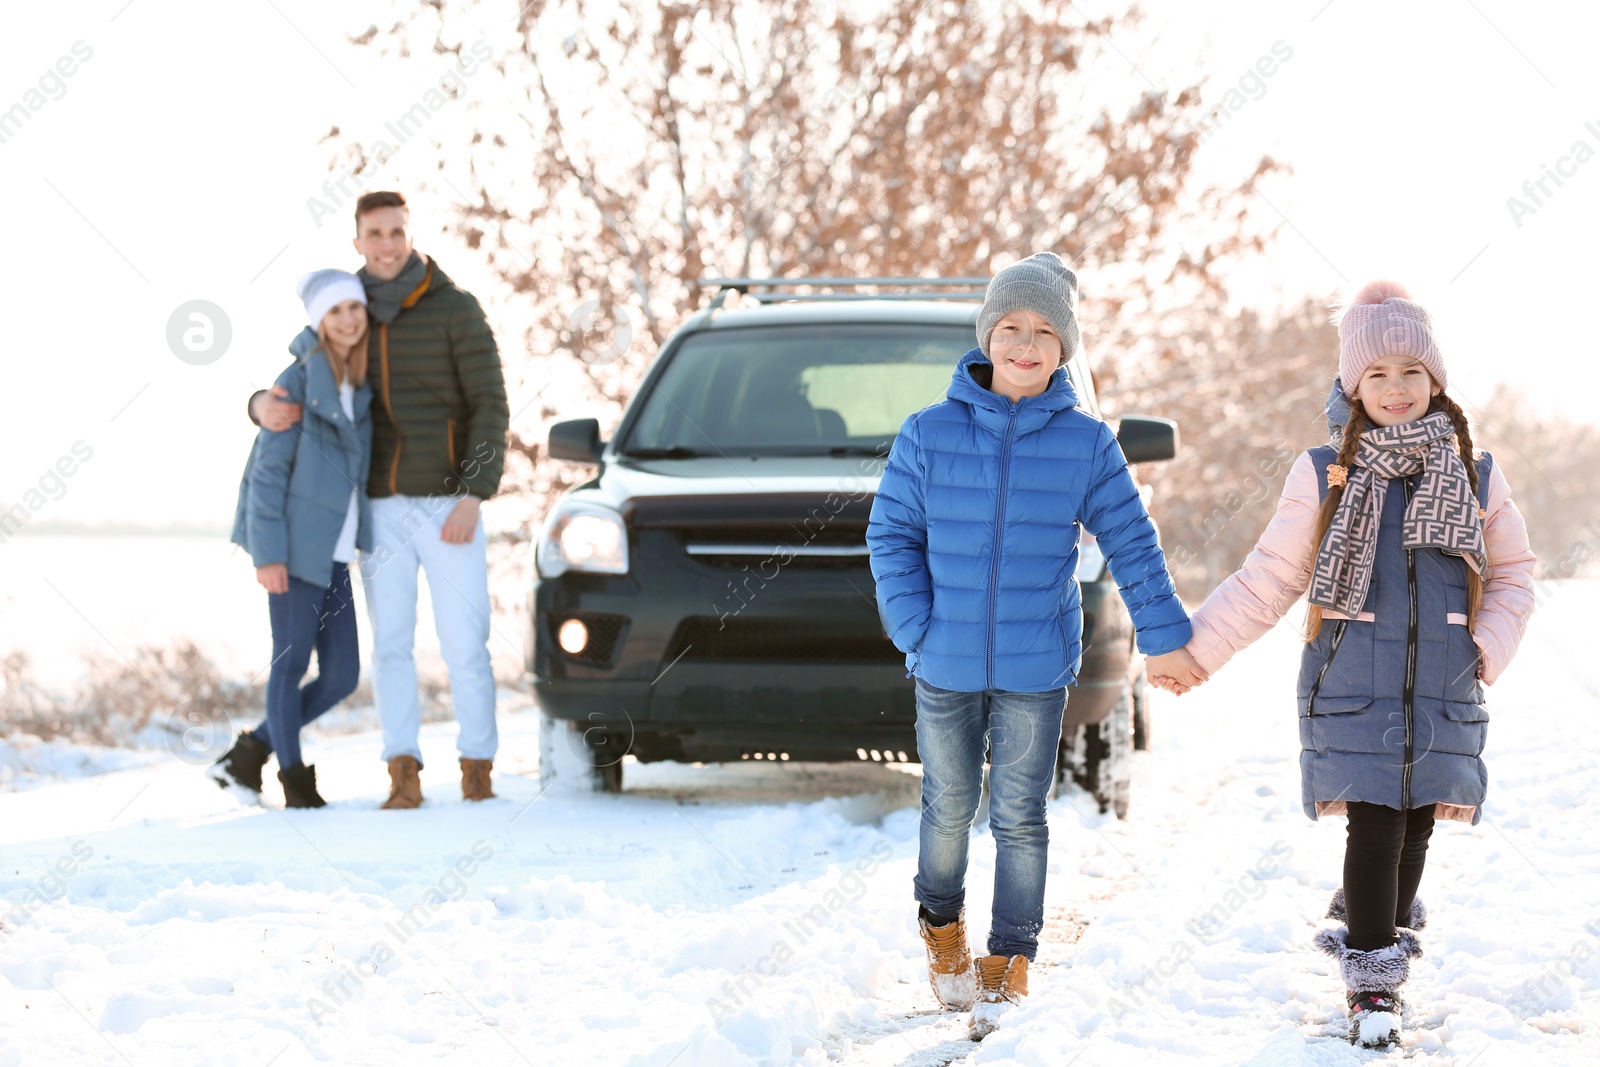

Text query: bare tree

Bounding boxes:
[1108,300,1600,597]
[345,0,1283,524]
[1103,297,1336,597]
[1472,386,1600,579]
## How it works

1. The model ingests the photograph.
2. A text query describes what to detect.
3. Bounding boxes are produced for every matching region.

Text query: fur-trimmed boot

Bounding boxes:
[917,906,975,1011]
[1313,925,1423,1048]
[1326,886,1428,930]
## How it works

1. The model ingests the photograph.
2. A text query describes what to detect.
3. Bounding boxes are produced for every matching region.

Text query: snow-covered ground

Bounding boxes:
[0,534,532,691]
[3,583,1599,1066]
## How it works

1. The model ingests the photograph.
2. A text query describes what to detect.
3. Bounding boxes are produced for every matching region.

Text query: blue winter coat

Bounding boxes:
[1298,442,1496,823]
[868,349,1192,693]
[231,328,374,587]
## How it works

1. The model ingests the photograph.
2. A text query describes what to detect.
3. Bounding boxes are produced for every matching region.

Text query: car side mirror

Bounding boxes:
[548,418,604,463]
[1116,415,1178,464]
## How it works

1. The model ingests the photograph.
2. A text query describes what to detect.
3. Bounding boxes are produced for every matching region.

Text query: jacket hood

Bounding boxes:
[289,326,320,362]
[1324,375,1352,438]
[418,254,455,292]
[287,326,373,419]
[948,347,1079,418]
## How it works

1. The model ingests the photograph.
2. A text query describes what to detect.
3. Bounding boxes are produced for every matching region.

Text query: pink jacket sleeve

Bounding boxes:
[1187,451,1321,675]
[1187,451,1538,683]
[1474,462,1536,685]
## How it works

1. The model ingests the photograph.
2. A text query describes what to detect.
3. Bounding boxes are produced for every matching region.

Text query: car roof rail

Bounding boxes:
[700,275,989,308]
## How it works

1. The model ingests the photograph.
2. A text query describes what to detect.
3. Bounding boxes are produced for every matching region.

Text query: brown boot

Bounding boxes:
[460,757,495,801]
[918,908,975,1010]
[968,954,1028,1039]
[380,755,423,809]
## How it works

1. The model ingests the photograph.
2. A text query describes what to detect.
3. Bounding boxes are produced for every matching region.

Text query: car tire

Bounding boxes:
[538,709,625,794]
[1059,677,1134,819]
[1131,665,1152,752]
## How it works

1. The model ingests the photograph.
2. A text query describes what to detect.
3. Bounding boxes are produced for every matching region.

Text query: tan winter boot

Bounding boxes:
[918,909,975,1010]
[968,954,1028,1040]
[380,755,423,809]
[461,757,495,801]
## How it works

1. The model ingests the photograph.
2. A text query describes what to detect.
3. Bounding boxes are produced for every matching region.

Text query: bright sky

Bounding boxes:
[1,0,1594,528]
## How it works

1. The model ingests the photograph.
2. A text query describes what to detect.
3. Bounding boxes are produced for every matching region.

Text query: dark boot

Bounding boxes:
[278,763,327,808]
[211,732,271,794]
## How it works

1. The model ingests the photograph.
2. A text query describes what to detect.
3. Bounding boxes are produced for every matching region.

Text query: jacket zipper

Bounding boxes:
[447,417,457,468]
[1305,620,1348,715]
[379,323,400,494]
[375,260,434,496]
[986,403,1019,690]
[1402,478,1419,810]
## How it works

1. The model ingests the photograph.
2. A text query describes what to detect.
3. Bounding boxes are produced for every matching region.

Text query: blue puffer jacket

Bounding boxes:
[868,349,1192,693]
[231,328,374,587]
[1298,443,1496,823]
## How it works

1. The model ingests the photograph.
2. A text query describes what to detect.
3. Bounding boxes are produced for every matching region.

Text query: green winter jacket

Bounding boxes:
[366,256,508,500]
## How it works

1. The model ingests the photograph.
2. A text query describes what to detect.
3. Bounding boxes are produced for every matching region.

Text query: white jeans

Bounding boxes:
[362,494,498,764]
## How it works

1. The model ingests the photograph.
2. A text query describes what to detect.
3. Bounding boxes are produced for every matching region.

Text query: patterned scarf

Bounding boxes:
[1308,411,1486,616]
[358,251,428,325]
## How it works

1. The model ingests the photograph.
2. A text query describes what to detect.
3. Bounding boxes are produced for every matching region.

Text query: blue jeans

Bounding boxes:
[913,677,1066,960]
[252,563,361,768]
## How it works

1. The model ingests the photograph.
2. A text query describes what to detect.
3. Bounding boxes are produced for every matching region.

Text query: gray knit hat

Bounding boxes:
[977,252,1080,363]
[1337,280,1446,397]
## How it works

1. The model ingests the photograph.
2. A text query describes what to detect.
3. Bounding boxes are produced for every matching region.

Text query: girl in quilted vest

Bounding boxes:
[868,252,1203,1038]
[1183,281,1536,1047]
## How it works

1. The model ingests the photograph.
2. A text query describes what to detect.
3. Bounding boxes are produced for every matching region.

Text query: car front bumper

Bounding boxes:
[531,532,1138,762]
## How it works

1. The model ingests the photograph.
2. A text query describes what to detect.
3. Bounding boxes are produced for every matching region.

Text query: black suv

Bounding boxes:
[530,278,1177,817]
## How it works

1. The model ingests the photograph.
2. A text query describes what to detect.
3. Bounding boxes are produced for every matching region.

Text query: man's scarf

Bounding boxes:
[359,251,428,325]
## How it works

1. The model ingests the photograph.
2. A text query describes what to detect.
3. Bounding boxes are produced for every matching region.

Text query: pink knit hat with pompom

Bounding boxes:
[1336,280,1446,397]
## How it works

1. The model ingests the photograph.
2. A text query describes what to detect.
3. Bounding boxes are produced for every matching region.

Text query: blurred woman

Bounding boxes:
[215,270,374,808]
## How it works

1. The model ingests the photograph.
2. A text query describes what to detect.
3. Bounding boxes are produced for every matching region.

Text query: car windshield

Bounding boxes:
[621,323,974,457]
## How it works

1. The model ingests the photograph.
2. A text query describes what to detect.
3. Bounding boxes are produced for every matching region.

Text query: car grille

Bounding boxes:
[663,617,903,662]
[679,525,871,570]
[626,494,876,571]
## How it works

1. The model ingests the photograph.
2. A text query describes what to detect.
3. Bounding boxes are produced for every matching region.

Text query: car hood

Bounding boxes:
[573,454,887,512]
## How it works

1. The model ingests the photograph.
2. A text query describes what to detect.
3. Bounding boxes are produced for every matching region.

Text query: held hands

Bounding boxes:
[252,385,303,432]
[256,563,289,594]
[1146,646,1209,696]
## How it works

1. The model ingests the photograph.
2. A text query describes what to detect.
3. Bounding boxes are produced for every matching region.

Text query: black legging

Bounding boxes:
[1343,802,1436,951]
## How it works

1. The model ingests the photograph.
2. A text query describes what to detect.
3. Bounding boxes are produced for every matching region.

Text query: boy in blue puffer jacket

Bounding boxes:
[868,252,1205,1037]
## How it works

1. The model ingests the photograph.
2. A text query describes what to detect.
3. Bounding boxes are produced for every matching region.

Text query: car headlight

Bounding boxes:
[1076,533,1107,582]
[537,501,629,577]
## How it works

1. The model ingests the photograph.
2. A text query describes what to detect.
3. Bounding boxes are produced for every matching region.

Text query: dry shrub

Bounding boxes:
[1,641,260,746]
[0,642,483,747]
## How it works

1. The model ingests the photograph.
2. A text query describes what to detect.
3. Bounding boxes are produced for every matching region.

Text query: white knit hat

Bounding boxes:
[296,269,367,329]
